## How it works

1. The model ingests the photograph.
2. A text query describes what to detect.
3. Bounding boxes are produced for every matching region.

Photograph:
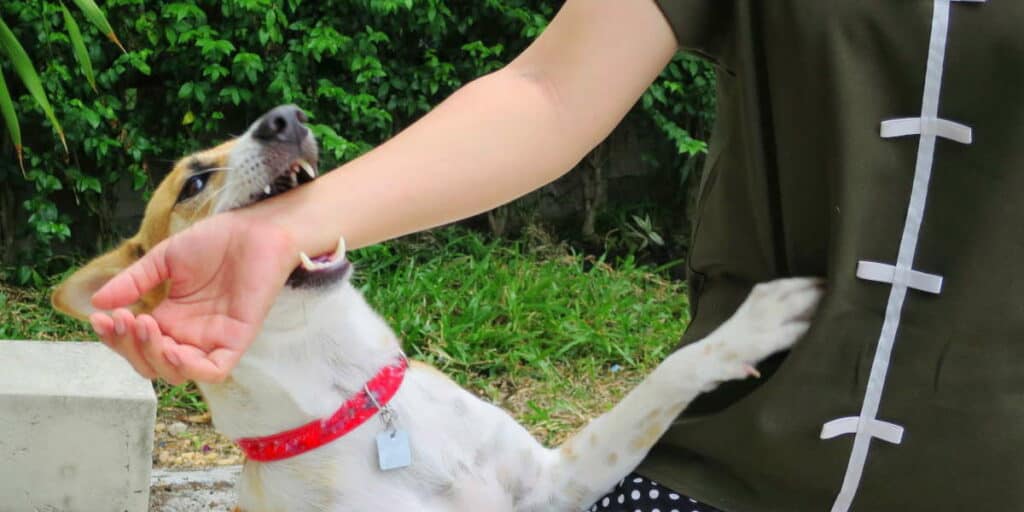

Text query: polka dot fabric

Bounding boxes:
[588,473,721,512]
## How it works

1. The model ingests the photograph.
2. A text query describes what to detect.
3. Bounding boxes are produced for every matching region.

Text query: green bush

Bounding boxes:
[0,0,715,282]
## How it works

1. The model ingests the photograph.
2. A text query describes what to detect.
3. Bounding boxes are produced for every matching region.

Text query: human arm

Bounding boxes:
[90,0,681,382]
[243,0,679,254]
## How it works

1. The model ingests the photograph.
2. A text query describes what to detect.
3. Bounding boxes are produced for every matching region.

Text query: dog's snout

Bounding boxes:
[253,105,309,144]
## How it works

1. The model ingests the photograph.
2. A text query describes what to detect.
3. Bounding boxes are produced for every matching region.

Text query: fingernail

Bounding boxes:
[166,351,182,367]
[113,317,125,336]
[90,318,107,337]
[137,323,149,343]
[742,363,762,379]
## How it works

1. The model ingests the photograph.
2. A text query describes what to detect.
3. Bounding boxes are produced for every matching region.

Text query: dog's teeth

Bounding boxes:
[299,159,317,179]
[299,252,318,271]
[263,185,272,195]
[290,173,298,187]
[336,236,347,261]
[300,239,347,273]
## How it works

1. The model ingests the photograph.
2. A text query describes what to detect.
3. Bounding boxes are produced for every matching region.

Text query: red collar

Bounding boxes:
[236,357,409,462]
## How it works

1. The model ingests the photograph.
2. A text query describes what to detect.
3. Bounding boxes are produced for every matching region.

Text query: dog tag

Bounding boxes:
[376,430,411,471]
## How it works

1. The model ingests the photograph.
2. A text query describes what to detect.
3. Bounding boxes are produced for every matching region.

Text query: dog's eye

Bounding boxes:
[177,173,211,203]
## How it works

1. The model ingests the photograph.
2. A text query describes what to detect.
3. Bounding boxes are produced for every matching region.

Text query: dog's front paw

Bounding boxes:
[707,277,825,378]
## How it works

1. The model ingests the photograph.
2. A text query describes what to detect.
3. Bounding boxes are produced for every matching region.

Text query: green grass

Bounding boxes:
[0,277,93,341]
[356,228,688,375]
[2,227,690,442]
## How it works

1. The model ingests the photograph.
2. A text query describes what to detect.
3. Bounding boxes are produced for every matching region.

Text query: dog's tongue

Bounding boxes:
[298,236,347,272]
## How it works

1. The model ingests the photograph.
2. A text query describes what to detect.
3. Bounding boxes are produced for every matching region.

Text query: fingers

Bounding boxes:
[90,310,243,384]
[89,307,242,386]
[130,313,240,384]
[91,307,248,385]
[91,239,171,310]
[90,310,157,380]
[136,315,188,386]
[159,316,252,383]
[167,343,239,384]
[89,309,188,385]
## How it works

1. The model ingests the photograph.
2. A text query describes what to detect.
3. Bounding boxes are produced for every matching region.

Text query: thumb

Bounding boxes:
[91,239,172,310]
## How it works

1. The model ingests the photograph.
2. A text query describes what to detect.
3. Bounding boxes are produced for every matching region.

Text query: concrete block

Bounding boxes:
[0,340,156,512]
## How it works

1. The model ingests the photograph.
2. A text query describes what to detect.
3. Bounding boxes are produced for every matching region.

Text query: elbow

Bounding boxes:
[492,64,568,122]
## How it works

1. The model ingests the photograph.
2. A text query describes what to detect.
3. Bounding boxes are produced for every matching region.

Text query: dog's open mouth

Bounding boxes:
[253,157,352,287]
[260,159,317,200]
[299,236,350,274]
[287,234,352,288]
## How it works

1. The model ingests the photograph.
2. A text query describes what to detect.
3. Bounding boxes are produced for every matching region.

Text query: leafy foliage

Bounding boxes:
[0,0,715,281]
[0,0,121,172]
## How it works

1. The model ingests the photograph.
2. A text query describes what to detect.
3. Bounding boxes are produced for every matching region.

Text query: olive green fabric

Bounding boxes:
[642,2,1024,511]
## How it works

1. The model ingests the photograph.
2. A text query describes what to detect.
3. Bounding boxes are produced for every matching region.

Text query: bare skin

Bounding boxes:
[90,0,680,383]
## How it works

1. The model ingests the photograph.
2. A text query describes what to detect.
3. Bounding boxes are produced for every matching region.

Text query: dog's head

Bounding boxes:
[52,105,344,320]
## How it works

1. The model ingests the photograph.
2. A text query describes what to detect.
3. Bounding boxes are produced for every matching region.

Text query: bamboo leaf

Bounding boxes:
[0,71,24,175]
[0,17,67,152]
[61,3,97,93]
[70,0,125,53]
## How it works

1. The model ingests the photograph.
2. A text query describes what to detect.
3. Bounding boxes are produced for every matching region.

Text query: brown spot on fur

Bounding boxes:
[642,407,662,423]
[662,406,680,421]
[409,360,457,384]
[607,452,618,465]
[630,421,666,451]
[589,432,599,447]
[560,442,579,462]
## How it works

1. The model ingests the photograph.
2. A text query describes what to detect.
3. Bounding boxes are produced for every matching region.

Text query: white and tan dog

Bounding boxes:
[53,106,823,511]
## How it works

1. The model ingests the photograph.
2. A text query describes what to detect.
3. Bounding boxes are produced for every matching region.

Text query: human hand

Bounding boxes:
[89,213,298,384]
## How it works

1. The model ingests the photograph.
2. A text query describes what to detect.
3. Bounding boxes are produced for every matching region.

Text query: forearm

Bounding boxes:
[242,0,677,257]
[248,69,586,255]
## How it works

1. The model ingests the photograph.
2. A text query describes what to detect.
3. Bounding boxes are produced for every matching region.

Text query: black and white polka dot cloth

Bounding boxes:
[588,473,722,512]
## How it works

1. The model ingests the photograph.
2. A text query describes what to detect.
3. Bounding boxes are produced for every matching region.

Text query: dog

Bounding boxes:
[52,105,823,511]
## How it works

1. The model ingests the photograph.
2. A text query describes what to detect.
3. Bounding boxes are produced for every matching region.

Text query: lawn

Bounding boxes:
[1,227,690,446]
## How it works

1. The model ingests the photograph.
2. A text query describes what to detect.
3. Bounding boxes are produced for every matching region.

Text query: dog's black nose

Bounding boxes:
[253,105,309,144]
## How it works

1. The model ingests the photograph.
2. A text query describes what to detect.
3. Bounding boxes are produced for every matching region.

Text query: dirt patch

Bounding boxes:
[154,409,241,468]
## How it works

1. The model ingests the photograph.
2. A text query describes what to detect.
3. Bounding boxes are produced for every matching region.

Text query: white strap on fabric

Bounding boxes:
[827,1,983,511]
[856,260,944,294]
[821,417,905,445]
[880,117,973,144]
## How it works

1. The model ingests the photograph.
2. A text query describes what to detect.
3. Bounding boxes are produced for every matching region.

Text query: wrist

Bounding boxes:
[237,177,342,255]
[228,210,303,282]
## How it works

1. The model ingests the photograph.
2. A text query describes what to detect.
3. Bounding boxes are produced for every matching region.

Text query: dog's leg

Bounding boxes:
[513,277,824,511]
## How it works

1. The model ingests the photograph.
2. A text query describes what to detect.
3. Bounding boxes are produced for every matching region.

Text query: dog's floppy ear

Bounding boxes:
[52,241,144,320]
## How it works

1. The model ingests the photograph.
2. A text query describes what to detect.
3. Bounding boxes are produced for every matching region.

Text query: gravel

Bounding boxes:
[150,466,240,512]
